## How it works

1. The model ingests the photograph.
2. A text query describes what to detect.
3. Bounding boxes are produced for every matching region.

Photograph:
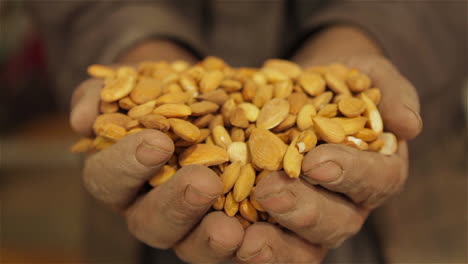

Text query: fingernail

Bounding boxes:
[404,104,423,132]
[184,184,218,207]
[136,141,173,167]
[209,238,238,253]
[238,245,273,262]
[257,190,296,214]
[304,161,342,183]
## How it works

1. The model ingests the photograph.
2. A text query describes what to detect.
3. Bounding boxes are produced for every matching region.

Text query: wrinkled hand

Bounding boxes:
[235,27,422,263]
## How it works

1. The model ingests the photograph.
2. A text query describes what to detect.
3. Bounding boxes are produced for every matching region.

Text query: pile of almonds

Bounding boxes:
[71,57,398,226]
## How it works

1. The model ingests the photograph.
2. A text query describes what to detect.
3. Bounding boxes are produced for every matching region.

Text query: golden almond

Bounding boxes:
[332,116,368,135]
[242,80,257,101]
[311,91,333,110]
[353,128,378,142]
[100,101,118,113]
[233,163,256,202]
[209,114,224,131]
[220,79,242,92]
[238,103,260,122]
[169,118,201,142]
[153,103,192,118]
[116,66,138,78]
[171,60,189,72]
[273,80,293,99]
[179,74,198,94]
[318,103,338,118]
[212,125,233,149]
[338,97,365,117]
[227,142,249,165]
[138,114,170,131]
[236,215,252,229]
[272,114,296,132]
[221,161,242,194]
[313,116,345,143]
[200,70,225,93]
[369,138,385,152]
[224,192,239,217]
[125,119,141,130]
[175,128,210,147]
[240,199,258,222]
[287,127,301,142]
[127,127,144,135]
[379,132,398,155]
[256,98,290,130]
[296,130,317,153]
[230,92,244,104]
[248,128,287,171]
[262,68,289,83]
[149,165,177,187]
[93,113,132,135]
[263,59,302,79]
[343,136,369,150]
[252,71,267,85]
[193,114,215,128]
[93,136,114,150]
[190,101,220,116]
[128,100,157,119]
[98,123,126,141]
[130,77,163,104]
[198,89,229,105]
[118,97,137,110]
[284,136,303,178]
[288,92,308,114]
[297,104,317,131]
[213,195,225,210]
[162,83,183,94]
[252,84,273,108]
[299,72,326,96]
[201,56,226,70]
[230,127,246,142]
[101,75,136,102]
[276,131,290,144]
[70,138,94,153]
[156,91,190,104]
[346,69,371,92]
[324,72,351,95]
[87,64,115,78]
[221,98,237,124]
[244,124,256,139]
[230,107,249,128]
[179,144,229,166]
[332,93,351,104]
[363,87,382,105]
[360,93,383,134]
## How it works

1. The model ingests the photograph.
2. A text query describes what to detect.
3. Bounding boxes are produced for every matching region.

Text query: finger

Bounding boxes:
[236,223,326,263]
[83,129,174,210]
[125,166,223,250]
[173,211,244,263]
[70,78,103,136]
[301,143,408,209]
[347,55,423,140]
[255,171,367,248]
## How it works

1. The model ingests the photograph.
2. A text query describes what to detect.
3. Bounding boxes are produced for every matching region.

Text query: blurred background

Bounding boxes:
[0,1,466,264]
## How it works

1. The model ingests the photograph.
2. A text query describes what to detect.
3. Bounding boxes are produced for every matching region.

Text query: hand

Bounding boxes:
[70,40,245,263]
[235,26,422,263]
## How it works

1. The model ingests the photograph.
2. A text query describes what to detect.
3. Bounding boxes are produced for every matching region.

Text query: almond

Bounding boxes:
[244,124,256,139]
[153,103,192,118]
[311,91,333,110]
[369,138,385,152]
[138,114,170,131]
[179,144,229,166]
[221,161,242,194]
[318,103,338,118]
[209,115,225,131]
[201,56,226,70]
[332,93,351,104]
[252,84,273,108]
[233,163,256,202]
[117,66,138,78]
[221,98,237,124]
[360,93,383,134]
[239,199,258,222]
[213,195,225,210]
[101,75,136,102]
[236,215,252,229]
[93,113,132,135]
[332,116,368,135]
[324,72,351,95]
[363,87,381,105]
[353,128,378,142]
[230,127,246,142]
[70,138,94,153]
[169,118,201,142]
[193,114,215,128]
[149,165,177,186]
[326,63,349,79]
[346,70,371,92]
[130,77,162,104]
[299,72,326,96]
[249,189,265,212]
[125,119,141,130]
[262,68,289,83]
[220,79,242,92]
[379,132,398,155]
[288,92,308,114]
[296,130,317,153]
[272,114,296,132]
[200,70,224,93]
[156,91,190,104]
[162,83,183,94]
[100,101,118,113]
[230,92,244,104]
[212,125,232,149]
[198,89,229,105]
[256,98,290,130]
[238,103,260,122]
[179,74,198,94]
[87,64,115,78]
[119,97,137,110]
[297,104,317,131]
[273,80,293,99]
[227,142,249,165]
[248,128,287,171]
[127,127,145,135]
[338,97,365,117]
[242,80,257,101]
[230,107,249,128]
[252,72,267,85]
[343,136,369,150]
[190,101,220,116]
[313,116,345,143]
[284,136,303,178]
[224,192,239,217]
[263,59,302,79]
[128,100,157,119]
[93,136,114,150]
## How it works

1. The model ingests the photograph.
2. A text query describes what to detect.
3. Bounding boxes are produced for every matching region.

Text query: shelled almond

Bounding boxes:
[71,57,398,225]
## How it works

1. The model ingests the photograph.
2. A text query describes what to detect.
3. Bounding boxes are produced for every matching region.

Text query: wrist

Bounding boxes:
[116,39,198,64]
[292,25,382,67]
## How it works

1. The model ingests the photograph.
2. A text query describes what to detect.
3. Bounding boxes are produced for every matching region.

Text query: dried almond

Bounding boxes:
[227,142,249,165]
[252,72,267,85]
[272,114,296,132]
[119,97,137,110]
[230,92,244,104]
[200,70,224,93]
[93,113,132,135]
[263,59,302,79]
[97,123,126,141]
[101,75,136,102]
[153,103,192,118]
[87,64,115,78]
[224,192,239,217]
[179,74,198,94]
[343,136,369,150]
[296,130,317,153]
[331,116,368,135]
[249,189,265,212]
[338,97,365,117]
[244,124,256,139]
[276,131,290,144]
[287,127,301,142]
[212,125,232,149]
[311,91,333,110]
[273,80,293,99]
[284,136,303,178]
[230,127,246,142]
[127,127,144,135]
[326,63,349,79]
[233,163,256,202]
[149,165,177,186]
[100,101,118,113]
[242,80,257,101]
[198,89,229,105]
[221,98,237,124]
[190,101,220,116]
[179,144,229,166]
[130,78,163,104]
[209,115,224,131]
[379,132,398,155]
[156,91,190,104]
[239,199,258,222]
[248,128,287,171]
[221,161,242,194]
[220,79,242,92]
[256,98,290,130]
[238,103,260,122]
[175,129,210,147]
[262,68,288,83]
[230,107,249,128]
[299,72,326,96]
[117,66,138,78]
[163,83,183,94]
[93,136,114,150]
[128,100,157,119]
[71,138,94,153]
[288,92,308,114]
[169,118,200,142]
[138,114,170,131]
[297,104,317,131]
[363,88,381,105]
[193,114,215,128]
[236,215,251,229]
[360,93,383,134]
[213,195,225,210]
[125,119,141,130]
[332,93,351,104]
[353,128,378,142]
[318,103,338,118]
[369,138,385,152]
[313,116,345,143]
[252,84,273,108]
[201,56,226,70]
[346,70,371,92]
[324,72,351,95]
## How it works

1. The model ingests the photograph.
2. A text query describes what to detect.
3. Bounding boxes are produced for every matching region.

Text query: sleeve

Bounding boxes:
[296,1,467,99]
[27,0,206,109]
